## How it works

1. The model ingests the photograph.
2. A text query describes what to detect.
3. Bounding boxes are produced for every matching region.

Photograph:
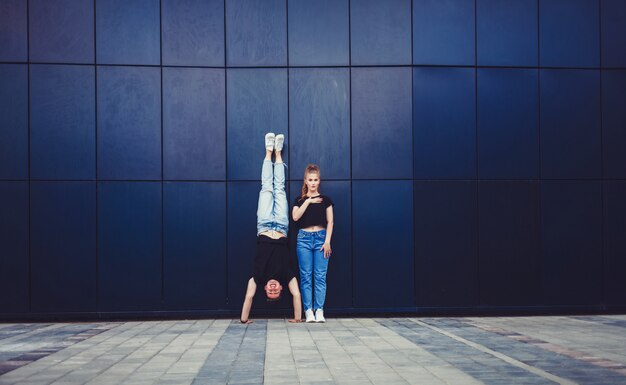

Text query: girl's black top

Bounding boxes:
[293,195,333,229]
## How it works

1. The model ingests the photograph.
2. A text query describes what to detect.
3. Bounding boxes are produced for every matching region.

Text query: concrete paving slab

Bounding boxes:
[2,316,626,384]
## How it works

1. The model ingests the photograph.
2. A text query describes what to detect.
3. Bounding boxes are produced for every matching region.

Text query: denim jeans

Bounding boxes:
[257,160,289,236]
[296,228,328,311]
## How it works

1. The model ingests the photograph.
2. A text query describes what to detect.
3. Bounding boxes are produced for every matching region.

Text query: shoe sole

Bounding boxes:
[265,133,275,150]
[274,135,284,151]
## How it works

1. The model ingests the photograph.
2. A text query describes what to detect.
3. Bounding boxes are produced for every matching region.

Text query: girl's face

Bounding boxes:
[305,172,320,193]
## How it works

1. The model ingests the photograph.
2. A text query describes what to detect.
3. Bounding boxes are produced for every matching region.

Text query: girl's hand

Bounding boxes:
[320,242,332,258]
[308,197,323,204]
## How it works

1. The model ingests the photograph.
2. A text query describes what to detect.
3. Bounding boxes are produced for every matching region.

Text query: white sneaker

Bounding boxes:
[305,309,315,323]
[315,309,325,323]
[265,132,275,151]
[274,134,284,151]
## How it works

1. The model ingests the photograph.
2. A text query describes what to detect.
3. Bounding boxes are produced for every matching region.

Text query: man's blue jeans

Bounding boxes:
[257,160,289,236]
[296,229,328,311]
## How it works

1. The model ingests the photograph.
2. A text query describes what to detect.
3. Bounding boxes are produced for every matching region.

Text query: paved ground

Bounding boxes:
[1,316,625,384]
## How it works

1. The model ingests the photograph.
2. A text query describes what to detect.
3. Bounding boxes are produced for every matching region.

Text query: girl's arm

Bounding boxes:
[292,197,322,221]
[321,206,334,258]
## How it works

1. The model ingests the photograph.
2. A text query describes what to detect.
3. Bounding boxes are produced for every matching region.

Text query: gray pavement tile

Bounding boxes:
[378,318,556,385]
[420,318,626,385]
[3,317,626,385]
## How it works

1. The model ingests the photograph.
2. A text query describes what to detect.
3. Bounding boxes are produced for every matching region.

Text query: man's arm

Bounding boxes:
[287,277,302,323]
[240,278,256,324]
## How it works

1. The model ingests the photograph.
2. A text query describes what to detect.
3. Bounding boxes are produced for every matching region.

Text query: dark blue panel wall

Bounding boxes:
[98,182,162,311]
[163,68,225,180]
[478,69,539,179]
[96,0,160,65]
[227,69,288,180]
[30,65,95,180]
[0,182,29,313]
[0,64,28,179]
[477,0,538,67]
[540,0,600,68]
[226,0,286,66]
[0,0,27,62]
[288,0,349,66]
[290,180,352,309]
[479,182,540,306]
[98,66,161,180]
[604,181,626,305]
[541,181,603,306]
[228,182,259,310]
[413,0,475,65]
[29,0,94,63]
[164,182,226,310]
[162,0,224,67]
[413,67,476,179]
[602,70,626,178]
[415,181,478,306]
[3,1,626,318]
[540,70,601,179]
[351,0,411,65]
[31,182,96,312]
[318,181,352,309]
[354,181,413,308]
[289,68,350,180]
[602,0,626,67]
[352,67,412,179]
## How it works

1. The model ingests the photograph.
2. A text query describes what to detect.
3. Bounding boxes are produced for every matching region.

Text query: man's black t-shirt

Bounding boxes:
[293,195,333,229]
[252,235,296,287]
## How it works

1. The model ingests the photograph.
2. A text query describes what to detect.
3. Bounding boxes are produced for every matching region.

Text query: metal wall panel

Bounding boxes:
[351,0,411,65]
[96,0,160,65]
[31,182,96,312]
[289,68,350,180]
[413,0,475,65]
[162,0,225,67]
[288,0,349,66]
[30,65,95,179]
[163,182,227,310]
[163,68,225,180]
[354,180,413,308]
[29,0,94,63]
[539,0,600,67]
[0,64,28,179]
[98,182,162,311]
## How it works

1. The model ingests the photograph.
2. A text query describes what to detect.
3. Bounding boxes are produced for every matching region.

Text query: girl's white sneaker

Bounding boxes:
[305,309,315,323]
[315,309,325,323]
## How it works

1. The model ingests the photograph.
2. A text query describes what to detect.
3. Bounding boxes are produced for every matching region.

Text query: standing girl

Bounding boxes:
[292,164,334,323]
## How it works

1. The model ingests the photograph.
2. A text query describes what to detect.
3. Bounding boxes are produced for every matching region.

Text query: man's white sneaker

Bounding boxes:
[265,132,275,151]
[274,134,284,152]
[305,309,315,323]
[315,309,325,323]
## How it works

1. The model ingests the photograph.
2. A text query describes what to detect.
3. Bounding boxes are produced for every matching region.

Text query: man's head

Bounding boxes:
[264,279,283,301]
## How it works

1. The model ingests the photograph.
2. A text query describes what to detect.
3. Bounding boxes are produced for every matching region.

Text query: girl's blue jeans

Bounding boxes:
[296,228,328,311]
[257,160,289,236]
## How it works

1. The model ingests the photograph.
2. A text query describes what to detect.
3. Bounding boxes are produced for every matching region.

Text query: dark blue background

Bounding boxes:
[1,0,625,318]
